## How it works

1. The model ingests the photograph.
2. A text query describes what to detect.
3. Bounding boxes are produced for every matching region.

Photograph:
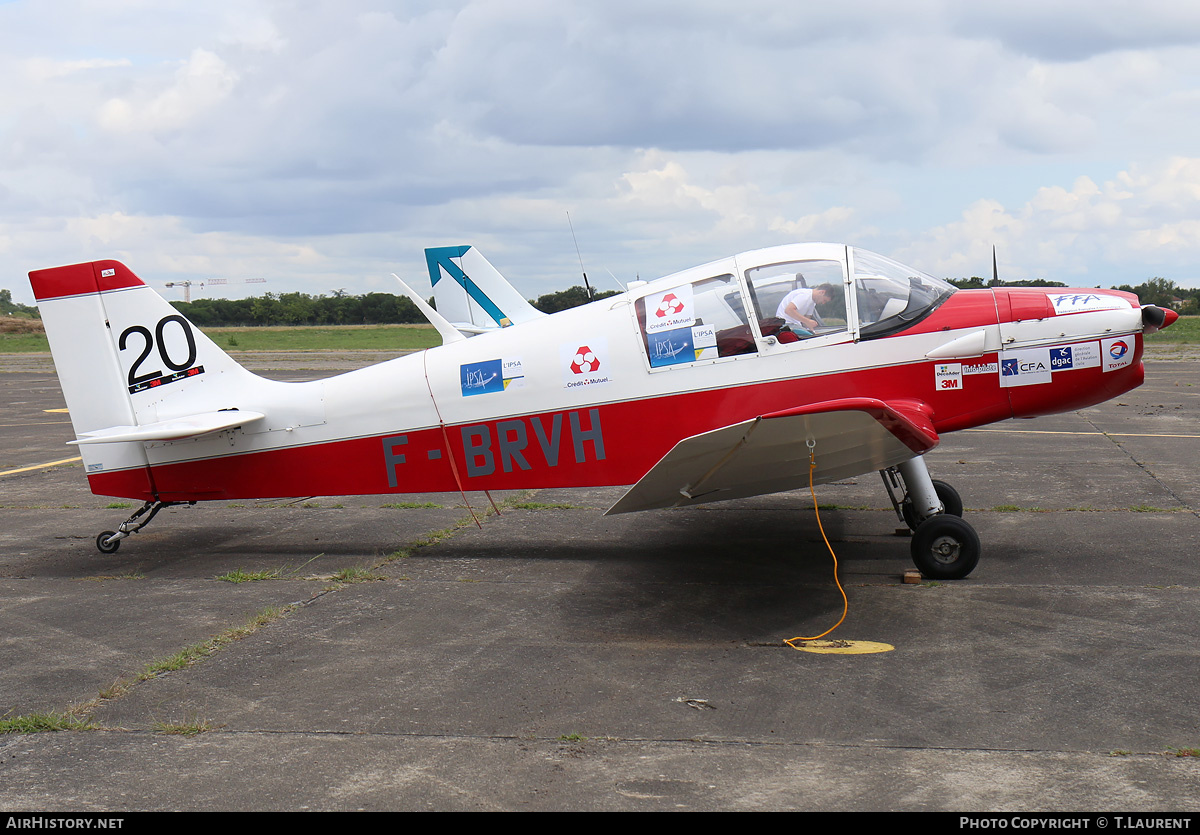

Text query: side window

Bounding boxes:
[635,274,756,368]
[745,260,847,342]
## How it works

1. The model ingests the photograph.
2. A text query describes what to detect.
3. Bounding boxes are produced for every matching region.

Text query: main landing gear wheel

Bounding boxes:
[96,531,120,554]
[902,479,963,531]
[910,514,980,580]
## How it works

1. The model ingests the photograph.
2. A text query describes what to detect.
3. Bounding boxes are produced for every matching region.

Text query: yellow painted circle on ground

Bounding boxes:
[786,639,894,654]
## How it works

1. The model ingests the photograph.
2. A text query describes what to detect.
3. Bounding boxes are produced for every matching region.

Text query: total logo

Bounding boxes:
[655,293,684,318]
[1109,340,1128,361]
[570,346,601,374]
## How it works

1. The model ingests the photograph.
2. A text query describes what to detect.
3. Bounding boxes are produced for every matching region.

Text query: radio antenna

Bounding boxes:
[566,211,594,300]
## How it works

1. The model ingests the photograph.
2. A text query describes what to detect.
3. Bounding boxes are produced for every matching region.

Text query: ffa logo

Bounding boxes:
[655,293,684,318]
[570,346,600,374]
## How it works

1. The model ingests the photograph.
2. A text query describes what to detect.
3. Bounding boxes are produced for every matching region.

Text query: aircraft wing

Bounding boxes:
[605,397,938,514]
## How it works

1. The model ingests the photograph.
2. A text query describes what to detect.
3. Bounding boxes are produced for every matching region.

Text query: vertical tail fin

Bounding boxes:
[425,245,545,334]
[29,260,259,495]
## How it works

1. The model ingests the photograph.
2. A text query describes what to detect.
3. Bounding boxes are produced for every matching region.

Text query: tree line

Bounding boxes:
[949,275,1199,314]
[165,285,620,327]
[7,277,1196,326]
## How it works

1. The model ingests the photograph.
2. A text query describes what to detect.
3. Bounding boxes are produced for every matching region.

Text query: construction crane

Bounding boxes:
[164,277,267,302]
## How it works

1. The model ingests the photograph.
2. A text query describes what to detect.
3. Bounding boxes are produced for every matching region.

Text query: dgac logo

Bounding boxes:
[1050,347,1073,369]
[655,293,684,318]
[1001,359,1019,376]
[569,346,600,374]
[1109,340,1128,360]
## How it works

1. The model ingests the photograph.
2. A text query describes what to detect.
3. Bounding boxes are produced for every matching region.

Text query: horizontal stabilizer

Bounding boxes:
[70,410,266,445]
[391,273,468,345]
[606,397,938,514]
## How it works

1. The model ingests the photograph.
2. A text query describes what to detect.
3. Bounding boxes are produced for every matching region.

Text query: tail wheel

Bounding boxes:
[96,531,120,554]
[910,515,980,580]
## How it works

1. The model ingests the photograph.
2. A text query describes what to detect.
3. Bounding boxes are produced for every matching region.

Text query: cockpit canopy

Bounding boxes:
[630,243,955,368]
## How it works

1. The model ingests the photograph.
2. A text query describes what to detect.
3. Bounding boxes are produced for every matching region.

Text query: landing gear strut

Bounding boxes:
[96,500,193,553]
[881,456,980,579]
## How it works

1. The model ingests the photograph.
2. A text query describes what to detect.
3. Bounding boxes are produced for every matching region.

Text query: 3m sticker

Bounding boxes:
[935,363,963,391]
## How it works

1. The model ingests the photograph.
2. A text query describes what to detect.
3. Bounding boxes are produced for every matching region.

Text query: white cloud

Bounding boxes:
[97,49,238,134]
[5,1,1200,302]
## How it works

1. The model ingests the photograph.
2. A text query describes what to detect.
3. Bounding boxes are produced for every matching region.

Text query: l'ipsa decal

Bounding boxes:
[460,357,525,396]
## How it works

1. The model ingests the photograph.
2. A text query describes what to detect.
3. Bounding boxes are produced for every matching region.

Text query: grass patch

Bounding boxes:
[509,502,575,510]
[331,566,383,583]
[139,606,293,680]
[0,711,94,734]
[1146,316,1200,344]
[1167,746,1200,757]
[558,733,588,742]
[79,573,145,582]
[217,554,321,583]
[381,501,443,509]
[217,567,280,583]
[210,324,440,352]
[105,502,133,509]
[153,717,215,737]
[0,323,442,354]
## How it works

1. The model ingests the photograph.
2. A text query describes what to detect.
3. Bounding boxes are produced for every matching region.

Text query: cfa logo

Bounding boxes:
[655,293,684,318]
[1001,359,1019,376]
[569,346,601,374]
[1109,340,1128,360]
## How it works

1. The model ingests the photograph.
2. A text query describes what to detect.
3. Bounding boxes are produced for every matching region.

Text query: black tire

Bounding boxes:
[910,515,980,580]
[96,531,120,554]
[902,480,963,531]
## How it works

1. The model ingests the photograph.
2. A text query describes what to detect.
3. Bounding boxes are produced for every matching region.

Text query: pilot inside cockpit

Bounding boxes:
[776,282,837,335]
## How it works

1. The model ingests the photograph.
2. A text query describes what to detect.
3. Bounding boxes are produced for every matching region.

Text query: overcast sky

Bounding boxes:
[4,0,1200,306]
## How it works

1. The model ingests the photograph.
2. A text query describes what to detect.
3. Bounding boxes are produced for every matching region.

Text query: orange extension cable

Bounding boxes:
[784,442,848,647]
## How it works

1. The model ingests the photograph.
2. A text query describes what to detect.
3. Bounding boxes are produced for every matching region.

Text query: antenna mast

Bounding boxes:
[566,211,594,301]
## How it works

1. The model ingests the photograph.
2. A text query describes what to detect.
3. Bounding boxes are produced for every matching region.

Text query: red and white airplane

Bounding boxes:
[29,243,1178,578]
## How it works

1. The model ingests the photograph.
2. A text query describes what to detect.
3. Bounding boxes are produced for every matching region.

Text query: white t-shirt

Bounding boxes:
[777,288,822,327]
